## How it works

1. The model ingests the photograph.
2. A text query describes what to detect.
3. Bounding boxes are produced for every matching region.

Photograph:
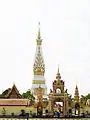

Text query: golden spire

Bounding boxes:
[75,79,78,86]
[76,85,78,89]
[57,64,60,74]
[74,84,79,103]
[74,80,79,96]
[38,22,41,39]
[33,22,45,75]
[56,65,61,80]
[37,22,42,45]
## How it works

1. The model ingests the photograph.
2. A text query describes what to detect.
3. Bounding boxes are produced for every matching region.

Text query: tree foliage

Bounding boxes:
[80,94,90,105]
[22,89,35,101]
[0,88,11,98]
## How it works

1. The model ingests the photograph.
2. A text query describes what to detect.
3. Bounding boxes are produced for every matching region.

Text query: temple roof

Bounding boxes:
[5,84,22,99]
[53,66,64,85]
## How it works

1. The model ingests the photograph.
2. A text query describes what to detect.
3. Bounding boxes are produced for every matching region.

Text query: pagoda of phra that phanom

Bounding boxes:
[0,23,89,116]
[31,22,47,99]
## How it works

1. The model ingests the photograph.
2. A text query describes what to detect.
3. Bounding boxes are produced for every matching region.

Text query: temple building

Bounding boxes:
[3,84,22,99]
[31,23,47,99]
[0,84,34,115]
[0,23,89,116]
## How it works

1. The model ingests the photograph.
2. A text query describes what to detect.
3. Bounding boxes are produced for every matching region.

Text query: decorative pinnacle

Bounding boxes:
[75,79,78,86]
[74,84,79,97]
[38,22,41,39]
[75,80,78,91]
[57,64,60,74]
[37,22,42,45]
[76,84,78,89]
[13,82,15,86]
[56,65,61,79]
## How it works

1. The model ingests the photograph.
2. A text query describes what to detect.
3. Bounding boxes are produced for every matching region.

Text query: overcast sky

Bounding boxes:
[0,0,90,96]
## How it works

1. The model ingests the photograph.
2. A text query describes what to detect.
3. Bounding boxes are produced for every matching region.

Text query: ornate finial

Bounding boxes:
[75,84,79,93]
[76,85,78,89]
[74,84,79,103]
[37,22,42,45]
[75,80,78,90]
[38,22,41,39]
[75,79,78,86]
[57,64,60,74]
[56,65,61,80]
[13,82,15,86]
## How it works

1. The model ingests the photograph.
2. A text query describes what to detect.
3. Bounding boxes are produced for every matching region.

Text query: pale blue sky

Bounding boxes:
[0,0,90,96]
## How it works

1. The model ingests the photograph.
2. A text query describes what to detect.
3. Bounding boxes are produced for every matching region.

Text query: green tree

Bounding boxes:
[84,94,90,103]
[80,94,90,105]
[22,89,35,102]
[0,88,11,98]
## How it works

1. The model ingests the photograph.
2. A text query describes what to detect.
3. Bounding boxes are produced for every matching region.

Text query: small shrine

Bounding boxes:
[48,67,72,116]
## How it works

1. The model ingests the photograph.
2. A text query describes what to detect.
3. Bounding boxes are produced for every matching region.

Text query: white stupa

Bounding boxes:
[31,22,47,99]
